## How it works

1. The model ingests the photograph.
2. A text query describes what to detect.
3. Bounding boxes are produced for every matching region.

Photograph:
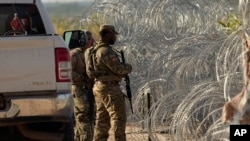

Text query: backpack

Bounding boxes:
[85,46,95,79]
[85,42,109,79]
[84,45,101,79]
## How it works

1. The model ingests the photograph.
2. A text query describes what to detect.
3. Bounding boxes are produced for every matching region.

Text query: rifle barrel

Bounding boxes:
[120,50,133,114]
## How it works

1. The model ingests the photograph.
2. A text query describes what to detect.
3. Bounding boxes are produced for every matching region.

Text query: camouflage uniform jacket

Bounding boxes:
[93,41,132,82]
[70,47,93,88]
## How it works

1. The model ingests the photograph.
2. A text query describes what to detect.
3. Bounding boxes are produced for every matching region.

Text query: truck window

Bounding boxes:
[0,4,46,36]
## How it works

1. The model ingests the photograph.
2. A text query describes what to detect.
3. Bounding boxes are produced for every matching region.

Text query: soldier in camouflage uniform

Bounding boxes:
[70,31,95,141]
[91,25,132,141]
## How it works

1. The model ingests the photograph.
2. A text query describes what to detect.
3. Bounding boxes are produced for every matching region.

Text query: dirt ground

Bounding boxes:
[107,124,171,141]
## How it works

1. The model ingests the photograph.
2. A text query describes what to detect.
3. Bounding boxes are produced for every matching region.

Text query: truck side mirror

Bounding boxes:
[63,30,88,50]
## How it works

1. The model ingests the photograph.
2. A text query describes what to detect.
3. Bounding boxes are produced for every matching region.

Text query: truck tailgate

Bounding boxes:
[0,36,56,93]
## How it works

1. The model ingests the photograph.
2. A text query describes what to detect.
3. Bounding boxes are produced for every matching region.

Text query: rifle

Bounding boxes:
[120,50,133,114]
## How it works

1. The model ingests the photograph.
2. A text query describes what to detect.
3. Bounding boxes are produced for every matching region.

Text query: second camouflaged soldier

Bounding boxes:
[88,25,132,141]
[70,31,95,141]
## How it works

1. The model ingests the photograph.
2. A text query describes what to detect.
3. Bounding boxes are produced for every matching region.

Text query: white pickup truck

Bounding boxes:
[0,0,74,141]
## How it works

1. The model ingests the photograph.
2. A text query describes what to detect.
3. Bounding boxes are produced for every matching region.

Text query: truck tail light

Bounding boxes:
[55,48,71,82]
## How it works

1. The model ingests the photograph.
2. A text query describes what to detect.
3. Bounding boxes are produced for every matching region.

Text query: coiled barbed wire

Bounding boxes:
[81,0,245,140]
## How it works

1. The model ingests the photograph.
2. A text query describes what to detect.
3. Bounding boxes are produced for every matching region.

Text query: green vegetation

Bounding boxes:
[44,2,91,36]
[218,13,242,34]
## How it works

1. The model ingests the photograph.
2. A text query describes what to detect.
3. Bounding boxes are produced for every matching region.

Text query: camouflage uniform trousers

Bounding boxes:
[72,85,94,141]
[93,82,127,141]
